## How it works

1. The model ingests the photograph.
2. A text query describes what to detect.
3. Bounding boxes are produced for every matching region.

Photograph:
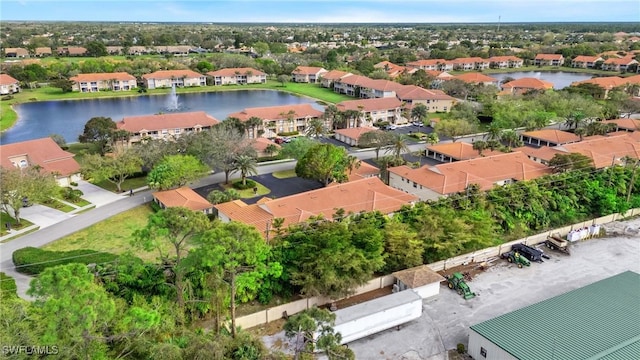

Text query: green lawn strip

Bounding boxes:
[42,204,160,262]
[272,169,297,179]
[0,101,18,132]
[0,212,35,236]
[220,181,271,198]
[42,199,76,213]
[94,176,149,193]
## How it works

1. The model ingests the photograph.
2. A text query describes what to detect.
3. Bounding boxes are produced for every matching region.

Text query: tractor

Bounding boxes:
[502,250,531,268]
[446,272,476,300]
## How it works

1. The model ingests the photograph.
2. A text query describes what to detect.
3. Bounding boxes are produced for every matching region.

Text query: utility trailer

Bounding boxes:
[545,233,571,254]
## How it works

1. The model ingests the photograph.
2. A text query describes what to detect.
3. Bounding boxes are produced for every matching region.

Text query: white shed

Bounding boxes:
[393,265,445,299]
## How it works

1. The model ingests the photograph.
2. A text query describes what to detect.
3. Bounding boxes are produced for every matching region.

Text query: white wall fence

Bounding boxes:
[236,209,639,329]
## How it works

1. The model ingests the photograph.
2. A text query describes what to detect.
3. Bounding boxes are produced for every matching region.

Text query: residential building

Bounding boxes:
[468,271,640,360]
[602,118,640,132]
[501,77,554,95]
[155,46,191,56]
[333,75,376,97]
[406,59,453,72]
[115,111,219,145]
[3,47,29,58]
[0,137,81,187]
[374,61,409,78]
[395,86,456,113]
[388,152,551,201]
[601,56,638,72]
[425,142,503,163]
[534,54,564,66]
[556,133,640,168]
[512,146,564,165]
[336,97,404,127]
[571,55,604,68]
[106,46,123,55]
[152,187,214,214]
[571,76,636,99]
[207,67,266,85]
[346,161,380,182]
[142,69,206,89]
[291,66,327,83]
[214,177,418,237]
[251,137,281,158]
[70,72,137,92]
[56,47,87,56]
[450,57,491,71]
[359,79,406,99]
[320,70,352,88]
[227,104,325,138]
[520,129,580,147]
[488,56,524,69]
[0,74,20,95]
[334,127,380,146]
[34,47,52,57]
[451,72,499,86]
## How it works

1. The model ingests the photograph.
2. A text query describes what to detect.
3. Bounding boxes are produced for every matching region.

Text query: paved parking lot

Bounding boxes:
[347,229,640,360]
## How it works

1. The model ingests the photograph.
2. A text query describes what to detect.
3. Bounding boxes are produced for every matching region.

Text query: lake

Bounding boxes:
[489,71,596,89]
[1,90,324,145]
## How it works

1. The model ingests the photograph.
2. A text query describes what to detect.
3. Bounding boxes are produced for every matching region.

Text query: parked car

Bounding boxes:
[274,137,285,144]
[384,124,397,130]
[412,121,424,127]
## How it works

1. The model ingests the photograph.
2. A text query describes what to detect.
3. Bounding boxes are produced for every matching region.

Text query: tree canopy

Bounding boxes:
[295,143,351,186]
[147,154,209,190]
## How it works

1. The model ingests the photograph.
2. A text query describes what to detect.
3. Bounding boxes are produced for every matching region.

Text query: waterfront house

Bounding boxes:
[142,69,207,89]
[291,66,327,83]
[116,111,219,145]
[0,74,20,95]
[534,54,564,66]
[70,72,137,92]
[207,67,266,85]
[228,104,325,138]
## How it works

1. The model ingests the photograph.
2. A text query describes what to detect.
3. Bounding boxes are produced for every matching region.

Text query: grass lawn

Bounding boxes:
[42,199,75,213]
[95,176,149,193]
[272,169,297,179]
[67,197,92,207]
[42,204,160,262]
[221,180,270,198]
[0,212,35,237]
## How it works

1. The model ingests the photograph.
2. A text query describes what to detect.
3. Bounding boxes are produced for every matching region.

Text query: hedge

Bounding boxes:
[12,247,119,275]
[0,272,17,299]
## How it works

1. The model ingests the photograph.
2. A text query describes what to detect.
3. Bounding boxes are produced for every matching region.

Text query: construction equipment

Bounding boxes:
[545,234,571,255]
[446,272,476,300]
[501,251,531,268]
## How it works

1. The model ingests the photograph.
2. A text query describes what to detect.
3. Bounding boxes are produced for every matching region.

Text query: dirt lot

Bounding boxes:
[345,226,640,360]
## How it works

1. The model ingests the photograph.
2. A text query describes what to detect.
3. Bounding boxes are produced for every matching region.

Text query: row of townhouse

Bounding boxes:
[405,56,524,72]
[571,74,640,99]
[64,67,267,92]
[1,45,202,58]
[387,127,640,202]
[571,55,638,72]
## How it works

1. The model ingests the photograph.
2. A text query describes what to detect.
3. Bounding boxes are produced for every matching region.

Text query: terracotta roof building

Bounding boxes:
[3,47,29,58]
[34,47,52,57]
[70,72,137,92]
[251,137,281,158]
[346,161,380,182]
[602,118,640,132]
[452,72,498,85]
[116,111,219,145]
[557,134,640,169]
[388,152,551,201]
[426,142,503,163]
[334,127,380,146]
[291,66,327,83]
[534,54,564,66]
[501,78,554,95]
[406,59,454,72]
[320,70,353,88]
[0,137,81,186]
[336,97,404,127]
[450,57,491,71]
[602,57,638,72]
[571,55,604,69]
[488,56,524,69]
[56,47,87,56]
[207,67,266,85]
[227,104,325,138]
[0,74,20,95]
[142,69,206,89]
[396,86,456,113]
[571,76,637,99]
[520,129,580,147]
[152,187,214,214]
[215,177,417,237]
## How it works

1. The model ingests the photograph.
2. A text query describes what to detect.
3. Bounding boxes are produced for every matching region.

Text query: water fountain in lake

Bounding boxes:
[165,84,181,111]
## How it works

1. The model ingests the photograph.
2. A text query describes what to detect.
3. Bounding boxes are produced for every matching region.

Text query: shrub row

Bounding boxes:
[232,179,257,190]
[277,131,299,137]
[13,247,119,275]
[0,272,17,299]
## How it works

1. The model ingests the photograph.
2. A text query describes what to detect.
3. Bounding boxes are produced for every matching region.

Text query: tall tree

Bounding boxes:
[78,117,117,155]
[385,133,410,163]
[147,154,209,190]
[279,136,319,160]
[359,130,393,159]
[434,118,476,141]
[284,307,354,360]
[1,166,60,224]
[190,222,281,337]
[295,143,351,186]
[81,149,143,192]
[410,103,428,123]
[383,221,424,273]
[196,126,256,184]
[133,207,211,317]
[304,118,327,138]
[232,154,257,186]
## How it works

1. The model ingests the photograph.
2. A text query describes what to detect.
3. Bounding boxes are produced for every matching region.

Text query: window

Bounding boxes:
[19,159,28,168]
[480,347,487,357]
[162,129,168,135]
[174,128,181,134]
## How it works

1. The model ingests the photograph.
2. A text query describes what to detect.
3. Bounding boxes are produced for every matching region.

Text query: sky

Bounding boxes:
[1,0,639,23]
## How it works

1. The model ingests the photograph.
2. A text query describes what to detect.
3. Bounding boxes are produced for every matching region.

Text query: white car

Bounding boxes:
[385,124,397,130]
[412,121,424,127]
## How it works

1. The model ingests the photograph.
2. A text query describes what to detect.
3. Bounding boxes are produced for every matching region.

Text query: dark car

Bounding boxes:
[511,243,545,262]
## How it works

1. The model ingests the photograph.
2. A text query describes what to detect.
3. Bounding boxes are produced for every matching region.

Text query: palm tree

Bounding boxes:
[233,155,257,186]
[345,155,361,175]
[324,104,339,129]
[264,144,279,157]
[305,118,327,138]
[385,133,410,163]
[472,140,488,156]
[484,122,503,142]
[246,116,263,138]
[411,104,428,124]
[501,129,522,149]
[357,105,366,127]
[574,126,587,141]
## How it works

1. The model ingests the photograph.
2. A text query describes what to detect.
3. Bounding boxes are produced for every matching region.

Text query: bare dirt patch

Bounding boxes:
[330,286,394,310]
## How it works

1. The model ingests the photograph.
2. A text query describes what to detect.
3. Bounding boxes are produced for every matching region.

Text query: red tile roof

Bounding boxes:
[321,70,352,80]
[572,76,631,90]
[116,111,219,132]
[347,161,380,182]
[0,74,18,85]
[602,118,640,131]
[489,56,523,63]
[142,69,204,80]
[512,146,563,162]
[452,72,498,84]
[558,134,640,169]
[603,57,638,66]
[215,177,417,235]
[450,57,489,64]
[334,127,379,140]
[228,104,323,121]
[502,77,554,90]
[535,54,564,60]
[396,86,455,101]
[390,151,551,195]
[251,137,281,153]
[206,67,265,77]
[572,55,603,63]
[0,137,80,177]
[406,59,449,67]
[70,72,136,82]
[338,74,375,87]
[153,187,213,211]
[427,142,503,160]
[521,129,580,144]
[336,97,403,112]
[292,66,326,75]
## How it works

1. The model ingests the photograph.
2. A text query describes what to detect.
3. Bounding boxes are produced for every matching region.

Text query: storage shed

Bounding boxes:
[393,265,445,299]
[468,271,640,360]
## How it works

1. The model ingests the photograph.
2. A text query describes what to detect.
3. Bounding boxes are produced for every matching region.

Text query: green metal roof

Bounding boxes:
[470,271,640,360]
